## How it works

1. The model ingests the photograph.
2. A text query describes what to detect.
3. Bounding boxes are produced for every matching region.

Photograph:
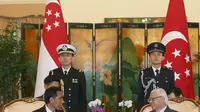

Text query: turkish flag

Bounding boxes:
[161,0,195,99]
[34,0,68,97]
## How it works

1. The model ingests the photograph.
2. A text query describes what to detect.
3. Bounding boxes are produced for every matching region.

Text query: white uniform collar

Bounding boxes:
[62,66,71,74]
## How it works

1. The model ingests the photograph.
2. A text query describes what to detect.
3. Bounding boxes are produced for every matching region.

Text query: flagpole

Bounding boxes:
[118,23,122,112]
[37,23,41,55]
[142,18,148,68]
[92,23,96,100]
[198,35,200,100]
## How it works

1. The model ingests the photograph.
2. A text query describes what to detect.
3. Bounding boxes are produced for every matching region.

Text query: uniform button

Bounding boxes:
[166,81,168,82]
[157,81,159,83]
[69,100,71,102]
[69,94,71,96]
[69,88,71,90]
[69,106,71,108]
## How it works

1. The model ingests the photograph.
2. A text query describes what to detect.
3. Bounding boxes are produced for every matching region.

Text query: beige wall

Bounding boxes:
[60,0,200,23]
[0,0,45,4]
[0,4,45,17]
[0,0,199,23]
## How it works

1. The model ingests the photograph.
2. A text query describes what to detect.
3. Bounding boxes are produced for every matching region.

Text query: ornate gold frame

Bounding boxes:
[1,97,66,112]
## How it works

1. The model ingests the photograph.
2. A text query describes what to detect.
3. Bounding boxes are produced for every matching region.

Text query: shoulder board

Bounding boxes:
[50,70,54,75]
[74,68,84,72]
[141,67,151,71]
[141,67,146,71]
[50,68,58,75]
[78,69,84,72]
[162,66,172,70]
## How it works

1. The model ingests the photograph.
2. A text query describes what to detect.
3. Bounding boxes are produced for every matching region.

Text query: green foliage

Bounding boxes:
[0,22,36,106]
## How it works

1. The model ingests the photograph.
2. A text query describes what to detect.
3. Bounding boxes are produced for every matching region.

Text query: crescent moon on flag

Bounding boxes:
[47,0,60,5]
[161,31,188,46]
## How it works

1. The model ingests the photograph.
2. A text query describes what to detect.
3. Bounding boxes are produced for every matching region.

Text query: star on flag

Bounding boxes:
[174,72,180,80]
[172,48,181,58]
[184,68,190,77]
[53,21,60,27]
[46,25,51,31]
[46,9,52,16]
[164,61,172,68]
[54,11,60,18]
[184,54,190,63]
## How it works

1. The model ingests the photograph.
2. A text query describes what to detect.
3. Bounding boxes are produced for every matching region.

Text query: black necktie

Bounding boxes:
[155,69,159,76]
[64,71,67,75]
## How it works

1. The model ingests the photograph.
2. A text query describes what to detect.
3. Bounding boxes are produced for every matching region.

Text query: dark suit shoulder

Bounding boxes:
[165,106,178,112]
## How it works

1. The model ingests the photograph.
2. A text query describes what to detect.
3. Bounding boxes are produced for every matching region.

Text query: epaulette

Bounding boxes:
[75,68,84,72]
[141,67,148,71]
[168,67,173,70]
[79,69,84,72]
[162,66,172,70]
[50,68,57,75]
[141,67,146,70]
[50,70,54,75]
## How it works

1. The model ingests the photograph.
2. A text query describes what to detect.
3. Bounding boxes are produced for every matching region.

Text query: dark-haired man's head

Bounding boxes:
[44,87,64,111]
[170,87,183,99]
[44,75,61,89]
[147,42,166,66]
[56,44,76,67]
[173,87,183,97]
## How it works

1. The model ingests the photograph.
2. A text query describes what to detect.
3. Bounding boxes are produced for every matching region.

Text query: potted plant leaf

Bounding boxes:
[0,22,36,108]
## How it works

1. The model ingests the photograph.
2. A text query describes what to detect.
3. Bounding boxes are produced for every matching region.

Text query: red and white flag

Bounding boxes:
[161,0,195,99]
[34,0,68,97]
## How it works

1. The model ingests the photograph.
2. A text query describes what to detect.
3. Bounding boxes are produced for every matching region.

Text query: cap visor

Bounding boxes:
[59,51,74,55]
[148,49,164,54]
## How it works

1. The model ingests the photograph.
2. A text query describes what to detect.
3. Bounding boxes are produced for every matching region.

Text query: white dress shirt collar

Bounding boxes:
[159,105,167,112]
[45,105,55,112]
[62,66,71,74]
[152,66,161,76]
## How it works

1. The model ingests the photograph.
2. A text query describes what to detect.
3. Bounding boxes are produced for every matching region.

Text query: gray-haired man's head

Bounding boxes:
[148,88,168,111]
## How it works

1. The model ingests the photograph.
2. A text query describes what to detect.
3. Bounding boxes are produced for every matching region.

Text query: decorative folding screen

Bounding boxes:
[21,22,199,106]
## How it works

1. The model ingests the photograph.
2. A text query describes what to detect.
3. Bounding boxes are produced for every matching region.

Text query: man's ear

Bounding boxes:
[72,55,75,61]
[44,84,48,89]
[58,56,61,62]
[49,97,55,103]
[162,56,165,61]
